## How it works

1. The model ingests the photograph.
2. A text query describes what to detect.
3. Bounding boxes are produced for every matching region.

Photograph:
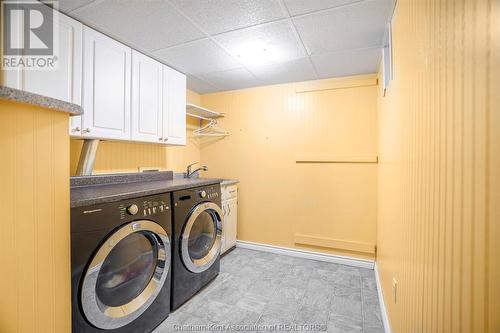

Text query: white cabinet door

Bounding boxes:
[2,10,83,135]
[131,50,163,143]
[224,198,238,251]
[221,202,229,253]
[221,202,227,254]
[162,66,186,145]
[3,10,82,104]
[82,27,131,140]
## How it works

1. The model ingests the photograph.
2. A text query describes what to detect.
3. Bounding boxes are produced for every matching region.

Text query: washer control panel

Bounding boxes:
[119,198,170,219]
[142,199,170,217]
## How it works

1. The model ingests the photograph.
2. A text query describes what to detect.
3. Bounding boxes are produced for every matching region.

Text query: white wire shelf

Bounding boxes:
[186,103,224,121]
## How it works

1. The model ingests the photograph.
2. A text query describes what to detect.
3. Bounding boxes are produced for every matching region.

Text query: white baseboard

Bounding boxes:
[236,240,374,269]
[374,262,392,333]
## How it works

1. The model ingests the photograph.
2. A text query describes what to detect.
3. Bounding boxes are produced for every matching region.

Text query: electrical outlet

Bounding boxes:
[392,277,398,304]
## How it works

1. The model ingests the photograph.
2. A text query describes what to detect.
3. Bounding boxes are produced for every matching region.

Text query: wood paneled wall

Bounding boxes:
[0,101,71,332]
[201,75,379,259]
[70,139,168,174]
[377,0,499,332]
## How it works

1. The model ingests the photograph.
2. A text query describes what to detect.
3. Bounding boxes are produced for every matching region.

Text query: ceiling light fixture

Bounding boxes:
[234,42,280,66]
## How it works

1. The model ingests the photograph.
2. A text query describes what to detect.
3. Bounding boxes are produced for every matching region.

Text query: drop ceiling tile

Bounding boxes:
[71,0,205,51]
[58,0,96,13]
[293,0,394,54]
[187,75,219,94]
[154,39,241,76]
[214,21,306,66]
[283,0,360,16]
[248,57,317,85]
[199,68,258,92]
[311,48,381,79]
[170,0,286,35]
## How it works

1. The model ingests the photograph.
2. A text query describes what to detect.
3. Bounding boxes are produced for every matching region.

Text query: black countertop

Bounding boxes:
[70,172,222,208]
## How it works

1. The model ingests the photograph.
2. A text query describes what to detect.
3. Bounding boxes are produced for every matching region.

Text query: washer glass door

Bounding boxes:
[96,232,156,306]
[81,220,170,330]
[181,202,222,273]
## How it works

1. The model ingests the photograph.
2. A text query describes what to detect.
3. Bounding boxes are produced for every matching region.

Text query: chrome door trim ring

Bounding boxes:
[81,220,170,330]
[181,202,222,273]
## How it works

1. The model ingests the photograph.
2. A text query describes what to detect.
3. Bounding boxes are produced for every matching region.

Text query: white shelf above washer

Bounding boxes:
[186,103,224,121]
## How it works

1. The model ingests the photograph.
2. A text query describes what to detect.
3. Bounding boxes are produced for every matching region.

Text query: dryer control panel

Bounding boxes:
[173,184,222,210]
[200,186,219,200]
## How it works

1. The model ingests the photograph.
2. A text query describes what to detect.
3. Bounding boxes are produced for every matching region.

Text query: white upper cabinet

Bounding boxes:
[3,10,187,145]
[131,50,163,143]
[3,11,82,104]
[162,66,186,145]
[82,27,131,140]
[131,53,186,145]
[3,11,83,135]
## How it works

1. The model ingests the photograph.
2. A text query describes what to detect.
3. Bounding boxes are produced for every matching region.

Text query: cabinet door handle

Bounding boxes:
[72,127,81,132]
[163,138,168,142]
[82,128,91,134]
[227,205,231,216]
[158,137,163,141]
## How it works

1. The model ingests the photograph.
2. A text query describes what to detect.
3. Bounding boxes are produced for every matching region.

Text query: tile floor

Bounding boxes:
[155,248,384,333]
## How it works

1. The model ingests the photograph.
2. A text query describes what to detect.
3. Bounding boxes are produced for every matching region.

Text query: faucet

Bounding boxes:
[186,162,208,178]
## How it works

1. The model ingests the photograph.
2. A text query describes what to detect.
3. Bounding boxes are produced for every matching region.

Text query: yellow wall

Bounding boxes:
[200,75,379,259]
[70,89,202,175]
[0,101,71,332]
[377,0,499,332]
[70,79,379,260]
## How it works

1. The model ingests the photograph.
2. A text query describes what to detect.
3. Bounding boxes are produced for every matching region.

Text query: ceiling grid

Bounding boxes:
[59,0,395,93]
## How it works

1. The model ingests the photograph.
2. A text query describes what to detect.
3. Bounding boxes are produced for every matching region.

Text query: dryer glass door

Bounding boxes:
[181,202,222,273]
[81,220,170,330]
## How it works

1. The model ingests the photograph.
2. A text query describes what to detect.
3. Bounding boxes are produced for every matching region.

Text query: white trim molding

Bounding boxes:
[236,240,374,269]
[374,262,392,333]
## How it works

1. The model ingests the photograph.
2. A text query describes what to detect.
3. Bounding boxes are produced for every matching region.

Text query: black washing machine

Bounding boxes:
[71,193,172,332]
[171,184,223,310]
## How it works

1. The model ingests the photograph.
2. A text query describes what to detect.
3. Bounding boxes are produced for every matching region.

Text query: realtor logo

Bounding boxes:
[2,0,59,70]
